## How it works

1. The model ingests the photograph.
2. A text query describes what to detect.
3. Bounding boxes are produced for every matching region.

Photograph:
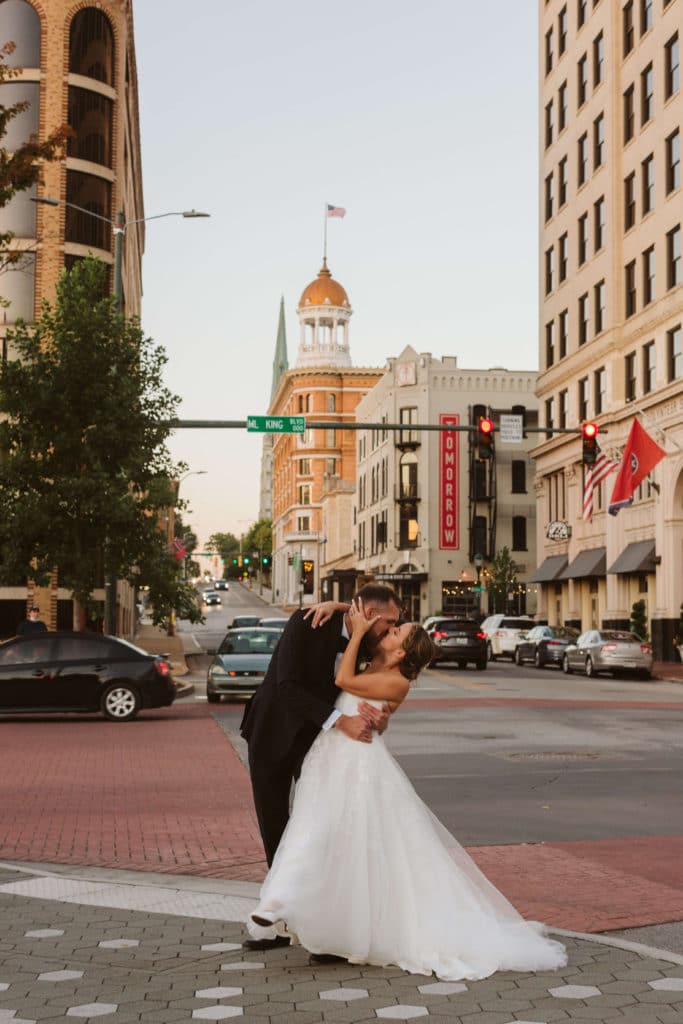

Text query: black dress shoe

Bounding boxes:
[309,952,348,964]
[243,935,290,951]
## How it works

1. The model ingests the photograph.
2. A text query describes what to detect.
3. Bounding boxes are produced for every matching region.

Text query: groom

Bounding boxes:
[240,582,402,945]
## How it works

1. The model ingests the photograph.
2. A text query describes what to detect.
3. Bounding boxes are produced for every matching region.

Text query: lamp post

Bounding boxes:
[473,552,484,620]
[32,197,210,635]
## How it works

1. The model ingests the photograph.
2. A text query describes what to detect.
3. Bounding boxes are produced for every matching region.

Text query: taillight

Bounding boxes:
[433,631,447,639]
[476,632,486,640]
[640,643,652,653]
[155,659,170,676]
[602,644,617,652]
[547,640,562,647]
[495,630,505,637]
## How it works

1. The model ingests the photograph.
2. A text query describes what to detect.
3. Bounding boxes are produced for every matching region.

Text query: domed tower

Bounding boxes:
[296,259,352,368]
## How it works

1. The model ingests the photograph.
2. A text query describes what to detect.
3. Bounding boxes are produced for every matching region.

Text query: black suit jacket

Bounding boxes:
[240,609,344,766]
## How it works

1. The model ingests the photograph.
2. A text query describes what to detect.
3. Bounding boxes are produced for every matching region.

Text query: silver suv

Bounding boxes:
[480,614,535,661]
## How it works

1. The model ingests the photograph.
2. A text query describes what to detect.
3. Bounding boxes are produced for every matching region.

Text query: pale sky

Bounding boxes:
[133,0,539,548]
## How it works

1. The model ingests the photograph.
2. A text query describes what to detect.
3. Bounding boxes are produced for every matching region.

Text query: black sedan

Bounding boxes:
[514,625,580,669]
[0,632,176,721]
[425,618,487,670]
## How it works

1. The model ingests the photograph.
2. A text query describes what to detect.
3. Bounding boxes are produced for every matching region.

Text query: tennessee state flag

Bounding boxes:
[608,418,665,515]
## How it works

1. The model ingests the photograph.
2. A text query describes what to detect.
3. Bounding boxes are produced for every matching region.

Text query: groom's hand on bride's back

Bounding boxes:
[335,714,373,743]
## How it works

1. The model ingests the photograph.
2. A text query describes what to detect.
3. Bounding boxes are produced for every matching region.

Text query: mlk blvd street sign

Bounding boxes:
[247,415,306,434]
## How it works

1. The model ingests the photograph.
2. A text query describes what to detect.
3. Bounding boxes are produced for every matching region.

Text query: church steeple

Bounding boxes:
[270,296,289,400]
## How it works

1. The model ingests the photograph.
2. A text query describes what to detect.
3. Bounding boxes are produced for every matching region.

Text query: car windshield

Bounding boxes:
[600,631,641,643]
[550,627,579,640]
[219,630,280,655]
[501,619,534,629]
[436,620,479,633]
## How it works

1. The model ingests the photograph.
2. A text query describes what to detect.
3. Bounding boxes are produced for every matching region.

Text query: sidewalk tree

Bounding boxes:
[630,599,649,641]
[0,256,193,625]
[243,518,272,564]
[487,547,522,614]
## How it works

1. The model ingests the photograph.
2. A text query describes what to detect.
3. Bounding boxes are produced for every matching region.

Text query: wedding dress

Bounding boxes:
[249,692,567,981]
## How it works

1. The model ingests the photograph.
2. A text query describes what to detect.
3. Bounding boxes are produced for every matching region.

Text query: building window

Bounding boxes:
[594,366,606,413]
[625,351,637,401]
[594,279,606,334]
[559,388,569,428]
[559,308,569,358]
[578,0,588,30]
[578,212,589,265]
[69,7,115,84]
[326,457,335,475]
[624,171,636,229]
[512,516,527,552]
[545,101,555,148]
[641,63,654,125]
[579,292,590,344]
[546,320,556,368]
[559,156,569,205]
[545,173,554,221]
[327,393,336,412]
[625,259,637,316]
[325,428,336,448]
[559,232,569,280]
[668,324,682,381]
[298,484,311,506]
[640,0,652,36]
[578,132,589,184]
[643,340,656,392]
[665,34,680,100]
[65,170,112,250]
[545,397,555,438]
[578,53,588,106]
[559,6,568,54]
[624,84,635,143]
[511,461,526,493]
[298,458,311,475]
[67,88,113,167]
[666,130,680,193]
[668,225,682,289]
[593,196,605,251]
[558,80,568,131]
[545,246,555,294]
[642,153,655,214]
[297,514,310,532]
[579,375,589,419]
[642,245,655,305]
[546,27,555,74]
[593,113,605,168]
[623,1,634,57]
[399,406,418,444]
[593,31,604,85]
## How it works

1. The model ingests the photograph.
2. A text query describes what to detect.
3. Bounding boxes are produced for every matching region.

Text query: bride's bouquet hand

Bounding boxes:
[349,598,381,638]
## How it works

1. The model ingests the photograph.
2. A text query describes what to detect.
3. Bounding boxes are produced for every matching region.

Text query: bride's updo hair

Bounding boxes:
[399,625,437,681]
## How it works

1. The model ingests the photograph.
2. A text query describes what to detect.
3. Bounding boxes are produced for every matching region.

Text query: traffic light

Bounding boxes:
[262,556,269,566]
[582,421,599,465]
[477,417,494,460]
[232,557,238,565]
[244,557,250,565]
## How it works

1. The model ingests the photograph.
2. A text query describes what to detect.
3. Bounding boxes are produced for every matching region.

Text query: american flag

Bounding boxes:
[583,447,619,521]
[327,204,346,218]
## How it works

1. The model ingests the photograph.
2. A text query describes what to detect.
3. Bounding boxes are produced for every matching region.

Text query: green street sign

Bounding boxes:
[472,585,485,593]
[247,415,306,434]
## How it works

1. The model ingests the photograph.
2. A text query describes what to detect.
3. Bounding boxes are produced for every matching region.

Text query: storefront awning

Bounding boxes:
[607,540,657,575]
[559,547,606,579]
[529,555,568,583]
[375,573,428,583]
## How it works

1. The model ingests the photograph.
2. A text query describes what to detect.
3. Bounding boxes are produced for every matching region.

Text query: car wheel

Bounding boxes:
[475,660,486,671]
[534,650,544,669]
[486,642,495,662]
[101,683,140,722]
[207,691,220,704]
[562,654,572,674]
[585,656,595,678]
[514,647,523,666]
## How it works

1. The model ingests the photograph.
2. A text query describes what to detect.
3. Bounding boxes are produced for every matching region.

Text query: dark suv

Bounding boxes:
[425,618,487,670]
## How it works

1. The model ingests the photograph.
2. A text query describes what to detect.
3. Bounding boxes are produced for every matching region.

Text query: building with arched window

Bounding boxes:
[0,0,143,636]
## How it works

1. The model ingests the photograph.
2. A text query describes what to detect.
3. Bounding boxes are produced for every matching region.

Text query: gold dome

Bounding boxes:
[298,260,350,309]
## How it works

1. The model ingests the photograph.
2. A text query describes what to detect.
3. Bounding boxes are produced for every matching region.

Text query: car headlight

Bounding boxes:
[208,664,229,681]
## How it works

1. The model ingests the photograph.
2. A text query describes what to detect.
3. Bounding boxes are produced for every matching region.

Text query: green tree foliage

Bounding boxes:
[243,518,272,561]
[486,547,522,614]
[630,599,649,641]
[0,257,197,624]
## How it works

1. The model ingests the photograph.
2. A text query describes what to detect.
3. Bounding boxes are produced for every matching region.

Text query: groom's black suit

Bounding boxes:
[240,609,346,866]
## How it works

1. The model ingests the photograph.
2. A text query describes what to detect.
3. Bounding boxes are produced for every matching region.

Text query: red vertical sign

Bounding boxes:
[439,413,459,549]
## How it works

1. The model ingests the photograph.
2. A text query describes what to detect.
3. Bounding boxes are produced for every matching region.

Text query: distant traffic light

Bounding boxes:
[582,421,599,465]
[477,417,494,461]
[232,557,238,565]
[262,556,269,566]
[244,557,250,565]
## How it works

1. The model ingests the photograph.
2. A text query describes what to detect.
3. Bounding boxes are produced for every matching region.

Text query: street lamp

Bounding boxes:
[31,196,209,634]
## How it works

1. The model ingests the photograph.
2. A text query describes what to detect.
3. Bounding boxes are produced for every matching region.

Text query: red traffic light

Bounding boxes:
[479,417,494,435]
[582,421,599,439]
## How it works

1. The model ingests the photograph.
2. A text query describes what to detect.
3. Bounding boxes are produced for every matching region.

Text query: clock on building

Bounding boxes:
[546,520,571,541]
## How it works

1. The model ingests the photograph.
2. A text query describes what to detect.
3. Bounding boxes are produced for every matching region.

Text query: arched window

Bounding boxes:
[327,393,336,412]
[399,451,418,499]
[512,516,527,551]
[69,8,114,84]
[0,0,40,67]
[67,87,113,167]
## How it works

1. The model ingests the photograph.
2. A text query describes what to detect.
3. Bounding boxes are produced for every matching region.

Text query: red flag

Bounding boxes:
[608,419,665,515]
[171,538,187,561]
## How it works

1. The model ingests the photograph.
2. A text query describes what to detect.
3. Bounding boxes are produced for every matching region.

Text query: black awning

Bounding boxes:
[607,540,656,575]
[375,573,428,583]
[529,555,569,583]
[559,547,606,579]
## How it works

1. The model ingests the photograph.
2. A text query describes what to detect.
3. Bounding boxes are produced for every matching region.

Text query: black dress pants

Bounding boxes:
[248,744,304,868]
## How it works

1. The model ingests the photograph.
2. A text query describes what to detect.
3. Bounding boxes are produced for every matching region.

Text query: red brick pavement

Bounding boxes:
[1,701,682,933]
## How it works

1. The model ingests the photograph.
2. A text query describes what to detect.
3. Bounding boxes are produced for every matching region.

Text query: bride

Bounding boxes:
[248,600,567,981]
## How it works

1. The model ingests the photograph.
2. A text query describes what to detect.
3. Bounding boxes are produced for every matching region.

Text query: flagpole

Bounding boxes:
[630,405,683,452]
[323,202,327,264]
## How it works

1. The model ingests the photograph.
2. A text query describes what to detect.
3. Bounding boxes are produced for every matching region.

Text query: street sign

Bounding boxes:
[472,585,485,593]
[499,414,523,443]
[247,415,306,433]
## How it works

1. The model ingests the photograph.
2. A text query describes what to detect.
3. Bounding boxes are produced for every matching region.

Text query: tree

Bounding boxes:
[487,547,522,614]
[630,599,648,641]
[0,256,191,624]
[1,42,71,283]
[243,519,272,563]
[206,531,240,577]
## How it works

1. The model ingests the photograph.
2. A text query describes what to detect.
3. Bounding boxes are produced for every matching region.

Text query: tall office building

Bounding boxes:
[534,0,682,658]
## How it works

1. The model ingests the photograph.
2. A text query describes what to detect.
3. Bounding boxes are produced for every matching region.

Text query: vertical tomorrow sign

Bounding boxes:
[439,413,460,549]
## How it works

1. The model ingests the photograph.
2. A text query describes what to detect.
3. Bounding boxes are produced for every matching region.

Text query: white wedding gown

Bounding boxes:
[249,693,567,981]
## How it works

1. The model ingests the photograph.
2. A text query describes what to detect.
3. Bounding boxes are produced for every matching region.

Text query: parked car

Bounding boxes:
[230,615,261,628]
[207,627,282,702]
[214,580,230,591]
[480,614,535,661]
[514,625,580,669]
[202,589,221,606]
[257,617,289,631]
[562,630,653,678]
[0,632,176,721]
[425,617,487,670]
